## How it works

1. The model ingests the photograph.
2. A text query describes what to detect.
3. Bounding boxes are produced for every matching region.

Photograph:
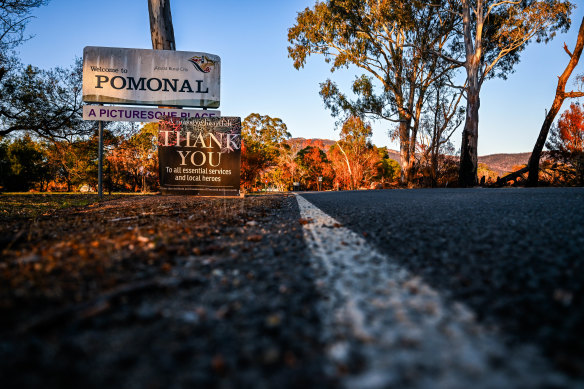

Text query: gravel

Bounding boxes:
[0,194,334,389]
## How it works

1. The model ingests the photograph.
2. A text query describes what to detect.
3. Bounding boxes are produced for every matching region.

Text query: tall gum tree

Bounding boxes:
[447,0,573,186]
[526,15,584,186]
[288,0,461,184]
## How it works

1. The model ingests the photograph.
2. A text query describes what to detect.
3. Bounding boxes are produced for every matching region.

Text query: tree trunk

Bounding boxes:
[458,0,482,188]
[398,119,416,185]
[459,87,480,187]
[526,16,584,187]
[430,147,439,187]
[148,0,176,50]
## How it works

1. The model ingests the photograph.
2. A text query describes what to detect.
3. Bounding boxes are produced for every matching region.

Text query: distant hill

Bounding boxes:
[288,138,402,159]
[287,138,337,151]
[386,149,401,163]
[478,152,531,175]
[288,138,530,175]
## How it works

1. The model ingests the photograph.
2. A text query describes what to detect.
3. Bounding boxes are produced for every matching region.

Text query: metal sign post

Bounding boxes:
[98,116,103,199]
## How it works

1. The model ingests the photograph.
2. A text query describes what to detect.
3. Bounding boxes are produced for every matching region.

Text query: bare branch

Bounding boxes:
[485,1,521,20]
[564,43,573,57]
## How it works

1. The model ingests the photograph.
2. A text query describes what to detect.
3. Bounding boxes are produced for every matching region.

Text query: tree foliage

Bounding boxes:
[546,102,584,185]
[288,0,461,184]
[240,113,291,190]
[0,58,92,140]
[0,0,48,78]
[295,146,334,190]
[0,134,49,191]
[328,116,378,189]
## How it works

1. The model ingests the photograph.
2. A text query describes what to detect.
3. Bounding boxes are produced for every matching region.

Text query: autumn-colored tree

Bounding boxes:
[546,102,584,185]
[296,146,334,190]
[45,129,120,192]
[107,124,159,192]
[45,139,92,192]
[328,117,379,190]
[240,113,290,190]
[262,163,292,192]
[288,0,460,184]
[444,0,573,186]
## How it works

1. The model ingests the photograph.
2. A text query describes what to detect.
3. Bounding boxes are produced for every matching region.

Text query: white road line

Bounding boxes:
[295,194,576,389]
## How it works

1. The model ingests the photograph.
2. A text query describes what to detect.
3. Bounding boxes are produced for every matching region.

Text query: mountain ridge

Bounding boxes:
[288,137,531,175]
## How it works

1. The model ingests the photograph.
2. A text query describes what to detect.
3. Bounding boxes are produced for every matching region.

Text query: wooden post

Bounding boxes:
[149,0,177,112]
[148,0,176,50]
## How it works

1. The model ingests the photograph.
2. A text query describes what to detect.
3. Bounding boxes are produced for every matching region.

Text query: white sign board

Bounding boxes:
[82,46,220,108]
[83,105,220,122]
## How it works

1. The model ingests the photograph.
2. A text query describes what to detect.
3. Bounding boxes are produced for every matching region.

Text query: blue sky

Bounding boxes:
[16,0,584,155]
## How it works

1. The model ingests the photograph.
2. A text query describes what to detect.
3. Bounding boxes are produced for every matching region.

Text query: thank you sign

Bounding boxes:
[82,46,220,108]
[158,117,241,196]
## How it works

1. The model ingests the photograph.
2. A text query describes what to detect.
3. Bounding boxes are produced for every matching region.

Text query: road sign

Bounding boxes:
[82,46,220,108]
[158,117,241,196]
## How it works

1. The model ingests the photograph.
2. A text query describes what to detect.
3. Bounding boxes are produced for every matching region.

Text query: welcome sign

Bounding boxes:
[82,46,220,108]
[158,117,241,196]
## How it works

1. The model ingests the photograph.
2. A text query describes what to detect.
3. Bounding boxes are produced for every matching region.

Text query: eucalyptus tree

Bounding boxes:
[443,0,573,186]
[288,0,461,184]
[527,15,584,186]
[240,113,291,189]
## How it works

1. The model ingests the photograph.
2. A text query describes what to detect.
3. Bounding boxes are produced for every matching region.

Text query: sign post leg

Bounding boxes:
[98,119,103,199]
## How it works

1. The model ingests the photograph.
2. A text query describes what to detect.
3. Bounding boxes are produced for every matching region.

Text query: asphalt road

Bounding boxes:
[2,189,583,388]
[299,187,584,383]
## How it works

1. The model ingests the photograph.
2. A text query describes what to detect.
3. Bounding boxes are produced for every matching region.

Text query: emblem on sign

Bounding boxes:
[188,55,217,73]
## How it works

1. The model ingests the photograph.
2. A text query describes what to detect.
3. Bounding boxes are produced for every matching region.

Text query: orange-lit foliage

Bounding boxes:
[556,102,584,153]
[107,124,158,192]
[546,102,584,185]
[327,117,380,190]
[295,146,334,190]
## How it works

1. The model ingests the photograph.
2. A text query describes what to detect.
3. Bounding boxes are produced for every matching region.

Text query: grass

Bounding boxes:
[0,192,157,220]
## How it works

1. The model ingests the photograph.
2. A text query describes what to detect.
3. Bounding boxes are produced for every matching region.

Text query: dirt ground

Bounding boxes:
[0,194,332,389]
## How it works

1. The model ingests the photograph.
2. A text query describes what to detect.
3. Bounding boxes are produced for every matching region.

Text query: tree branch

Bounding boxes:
[564,43,573,57]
